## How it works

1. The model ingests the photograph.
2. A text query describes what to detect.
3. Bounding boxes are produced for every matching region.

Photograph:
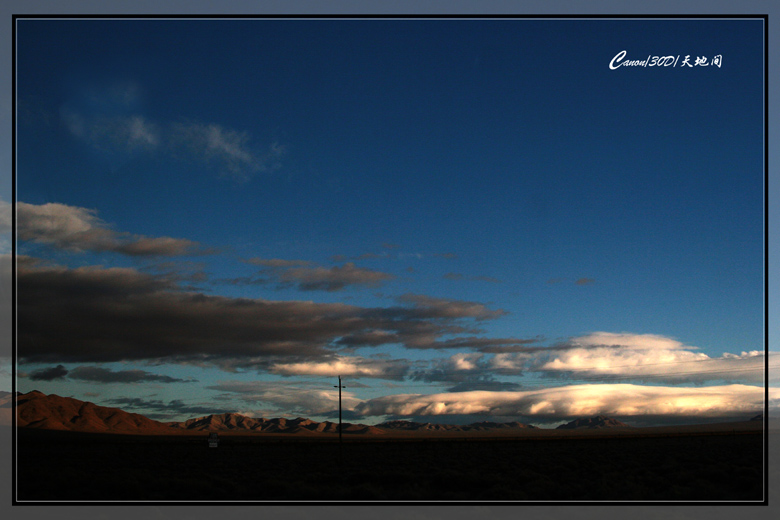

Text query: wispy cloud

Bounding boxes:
[245,257,312,268]
[207,380,361,416]
[171,122,285,181]
[59,94,285,181]
[17,202,202,257]
[280,263,393,292]
[61,109,160,151]
[105,396,231,420]
[244,257,394,292]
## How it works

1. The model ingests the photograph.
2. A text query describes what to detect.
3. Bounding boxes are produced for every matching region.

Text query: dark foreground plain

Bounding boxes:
[15,424,763,502]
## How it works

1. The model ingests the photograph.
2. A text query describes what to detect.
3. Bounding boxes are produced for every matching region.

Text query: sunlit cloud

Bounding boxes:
[269,355,409,379]
[354,384,775,420]
[487,332,769,384]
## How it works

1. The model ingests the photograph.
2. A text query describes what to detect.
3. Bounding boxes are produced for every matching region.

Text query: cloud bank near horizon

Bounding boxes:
[353,383,775,420]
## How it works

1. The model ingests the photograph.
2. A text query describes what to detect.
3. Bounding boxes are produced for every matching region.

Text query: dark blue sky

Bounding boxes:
[11,18,770,425]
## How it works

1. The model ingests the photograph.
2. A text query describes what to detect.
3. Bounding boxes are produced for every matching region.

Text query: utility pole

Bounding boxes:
[333,375,346,444]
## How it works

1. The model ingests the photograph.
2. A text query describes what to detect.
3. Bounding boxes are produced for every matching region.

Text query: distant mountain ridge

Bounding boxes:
[377,419,539,432]
[169,412,386,435]
[556,415,631,430]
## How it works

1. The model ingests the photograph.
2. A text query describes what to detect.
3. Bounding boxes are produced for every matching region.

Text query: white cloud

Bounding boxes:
[269,355,409,379]
[355,383,775,419]
[488,332,768,384]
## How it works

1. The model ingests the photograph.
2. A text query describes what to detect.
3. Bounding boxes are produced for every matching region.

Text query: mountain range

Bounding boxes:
[556,415,631,429]
[376,419,539,432]
[8,390,633,434]
[168,412,387,435]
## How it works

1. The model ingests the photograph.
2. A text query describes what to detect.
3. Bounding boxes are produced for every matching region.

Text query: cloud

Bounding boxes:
[354,383,775,420]
[68,366,196,384]
[61,110,160,151]
[409,353,521,392]
[408,352,526,392]
[60,96,285,181]
[446,381,523,392]
[490,332,769,384]
[280,263,394,292]
[245,258,393,292]
[394,293,505,321]
[28,364,69,381]
[171,122,285,181]
[404,332,770,389]
[206,380,360,416]
[269,355,409,380]
[245,258,312,268]
[17,202,201,256]
[16,257,509,369]
[104,397,231,420]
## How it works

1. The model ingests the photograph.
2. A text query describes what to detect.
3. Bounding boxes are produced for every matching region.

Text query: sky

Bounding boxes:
[6,17,775,427]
